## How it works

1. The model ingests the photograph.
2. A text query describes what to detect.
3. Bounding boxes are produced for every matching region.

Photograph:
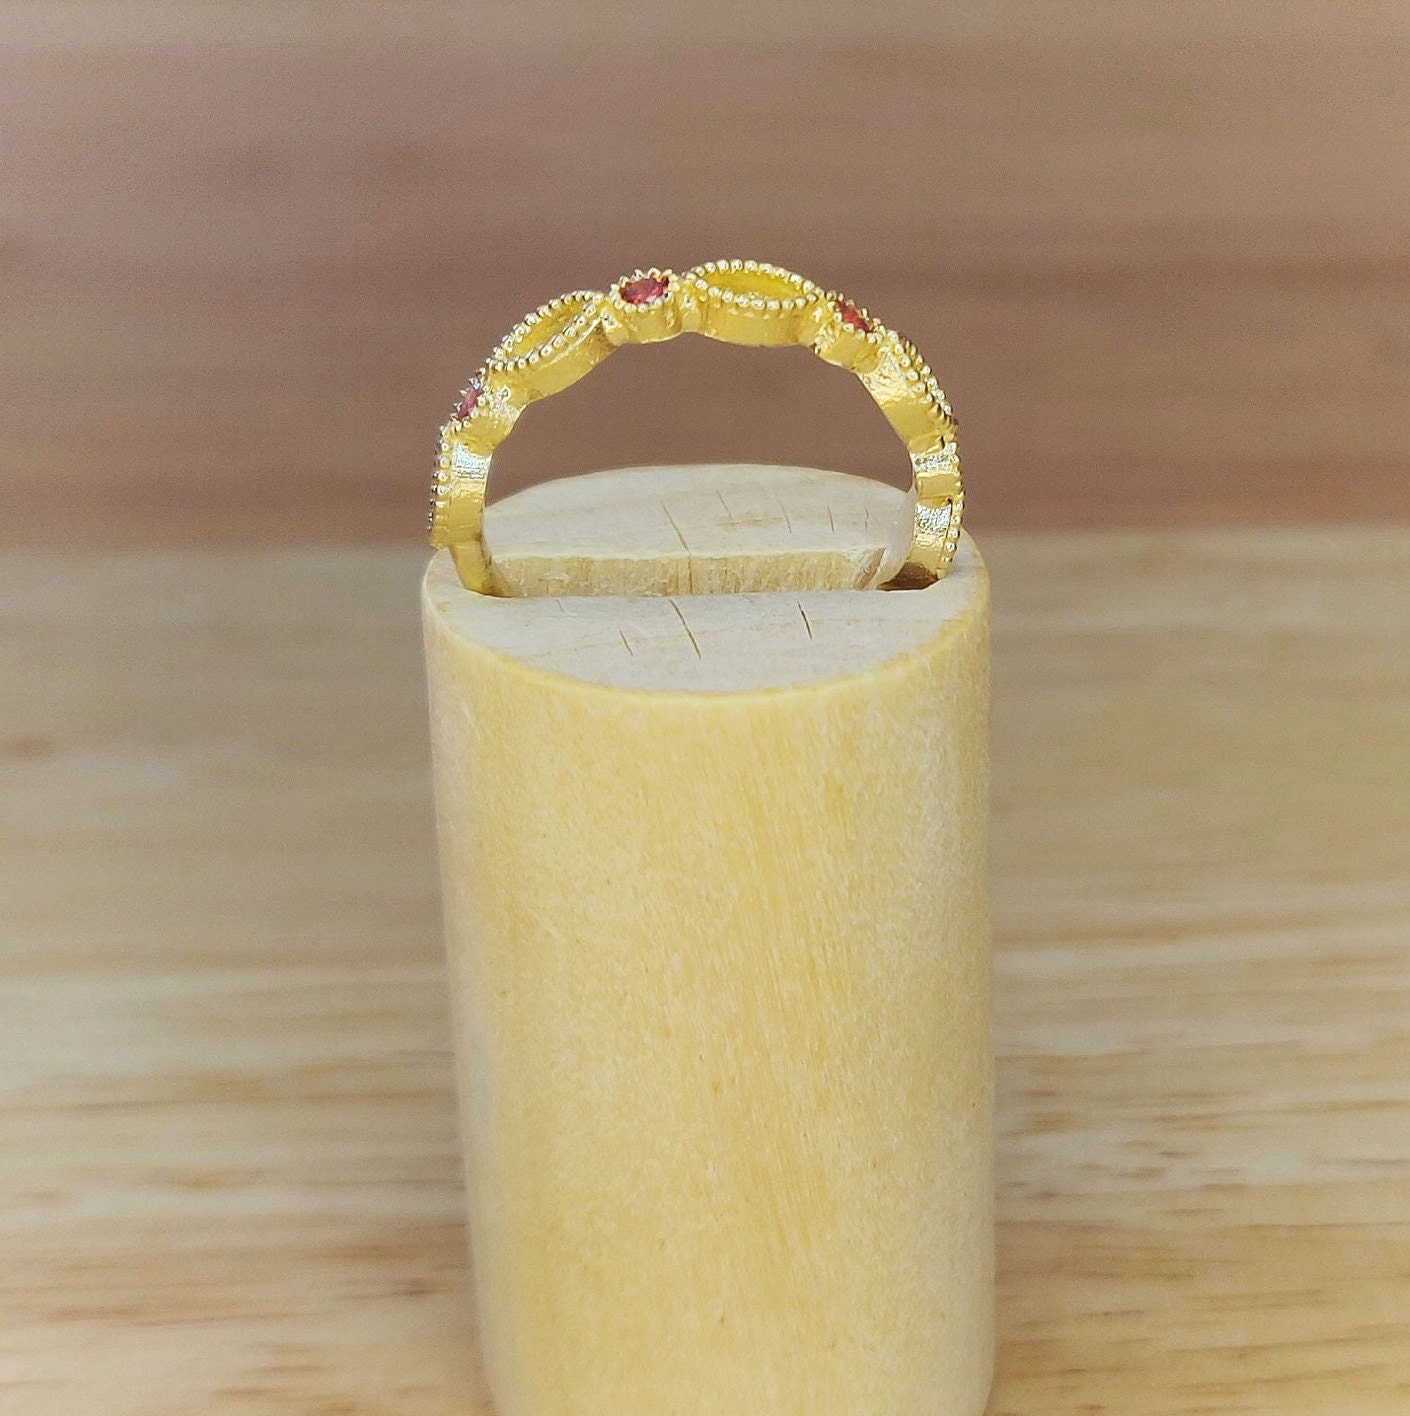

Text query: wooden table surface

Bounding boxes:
[2,530,1408,1414]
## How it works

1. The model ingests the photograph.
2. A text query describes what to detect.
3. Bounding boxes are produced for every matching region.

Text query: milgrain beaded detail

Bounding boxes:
[488,292,604,368]
[685,258,823,301]
[429,422,496,536]
[679,260,828,345]
[483,291,613,400]
[429,261,965,593]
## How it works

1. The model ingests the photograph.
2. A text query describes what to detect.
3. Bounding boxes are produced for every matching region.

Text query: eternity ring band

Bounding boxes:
[428,260,963,594]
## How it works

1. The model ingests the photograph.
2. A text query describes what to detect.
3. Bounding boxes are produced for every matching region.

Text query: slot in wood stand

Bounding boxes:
[422,463,993,1416]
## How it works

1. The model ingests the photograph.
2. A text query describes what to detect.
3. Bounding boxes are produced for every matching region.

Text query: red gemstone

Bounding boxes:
[836,299,873,333]
[620,273,669,305]
[455,375,484,420]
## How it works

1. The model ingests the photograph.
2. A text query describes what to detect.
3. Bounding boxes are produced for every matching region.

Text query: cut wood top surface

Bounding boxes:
[2,527,1408,1412]
[431,464,981,693]
[483,463,913,597]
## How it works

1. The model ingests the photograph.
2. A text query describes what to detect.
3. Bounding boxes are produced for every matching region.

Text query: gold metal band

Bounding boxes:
[429,260,962,593]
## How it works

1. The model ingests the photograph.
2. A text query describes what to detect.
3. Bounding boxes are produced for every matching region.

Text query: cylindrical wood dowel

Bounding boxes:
[423,464,993,1415]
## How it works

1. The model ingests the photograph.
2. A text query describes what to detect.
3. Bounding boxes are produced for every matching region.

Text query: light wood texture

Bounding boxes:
[5,3,1410,544]
[483,463,912,597]
[463,463,956,687]
[2,528,1408,1413]
[423,466,993,1414]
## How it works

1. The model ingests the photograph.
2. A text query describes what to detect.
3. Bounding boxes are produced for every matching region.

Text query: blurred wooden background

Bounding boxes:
[4,1,1409,544]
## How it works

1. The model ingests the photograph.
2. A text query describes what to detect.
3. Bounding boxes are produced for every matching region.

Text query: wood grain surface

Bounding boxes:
[5,2,1410,544]
[424,467,993,1412]
[478,463,914,597]
[2,530,1407,1413]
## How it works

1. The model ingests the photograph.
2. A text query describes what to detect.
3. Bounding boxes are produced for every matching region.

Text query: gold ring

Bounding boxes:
[429,260,962,594]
